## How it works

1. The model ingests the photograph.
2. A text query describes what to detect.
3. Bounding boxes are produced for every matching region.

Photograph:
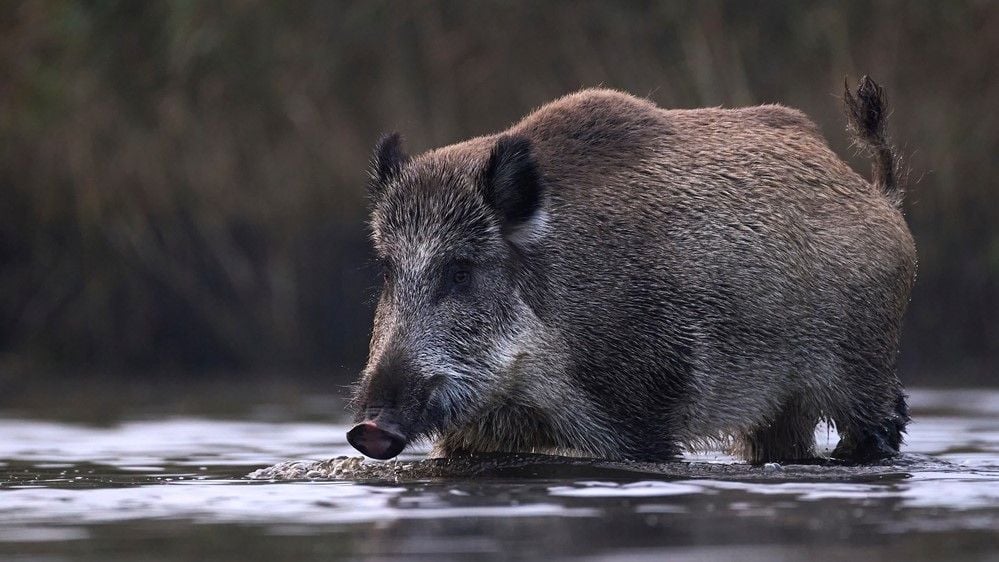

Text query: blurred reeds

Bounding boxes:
[1,1,996,384]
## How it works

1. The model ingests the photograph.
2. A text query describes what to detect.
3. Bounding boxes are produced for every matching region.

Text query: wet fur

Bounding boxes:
[356,78,915,464]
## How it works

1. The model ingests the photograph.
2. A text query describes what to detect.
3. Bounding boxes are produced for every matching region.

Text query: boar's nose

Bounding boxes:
[347,418,407,460]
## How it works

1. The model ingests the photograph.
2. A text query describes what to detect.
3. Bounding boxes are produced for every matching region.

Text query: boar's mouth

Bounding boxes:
[346,410,408,460]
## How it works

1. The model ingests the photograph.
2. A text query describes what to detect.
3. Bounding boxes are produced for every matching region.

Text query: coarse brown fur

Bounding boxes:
[350,77,916,464]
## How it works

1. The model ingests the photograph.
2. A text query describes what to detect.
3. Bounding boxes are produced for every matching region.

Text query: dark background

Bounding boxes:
[1,1,996,399]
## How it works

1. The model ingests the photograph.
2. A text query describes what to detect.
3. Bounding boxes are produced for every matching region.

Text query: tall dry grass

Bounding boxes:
[1,1,996,383]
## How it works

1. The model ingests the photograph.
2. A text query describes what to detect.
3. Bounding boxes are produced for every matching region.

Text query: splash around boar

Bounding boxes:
[347,77,916,464]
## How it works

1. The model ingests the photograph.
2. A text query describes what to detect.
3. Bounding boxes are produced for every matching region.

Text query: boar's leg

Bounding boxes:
[737,398,818,464]
[831,389,909,463]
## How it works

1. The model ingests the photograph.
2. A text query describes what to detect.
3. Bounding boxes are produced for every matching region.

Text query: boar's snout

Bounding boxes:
[349,352,420,459]
[347,410,408,460]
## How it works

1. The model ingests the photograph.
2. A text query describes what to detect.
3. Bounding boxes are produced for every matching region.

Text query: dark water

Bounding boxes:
[1,389,997,561]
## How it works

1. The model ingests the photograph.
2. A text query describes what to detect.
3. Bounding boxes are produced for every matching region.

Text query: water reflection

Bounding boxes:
[0,389,996,561]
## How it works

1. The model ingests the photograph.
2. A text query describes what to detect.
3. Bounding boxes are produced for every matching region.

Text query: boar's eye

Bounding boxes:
[444,263,472,293]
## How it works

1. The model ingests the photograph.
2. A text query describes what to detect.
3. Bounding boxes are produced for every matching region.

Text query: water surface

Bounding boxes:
[1,388,997,561]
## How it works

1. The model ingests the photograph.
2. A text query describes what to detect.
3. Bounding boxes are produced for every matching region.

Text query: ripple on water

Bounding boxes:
[548,481,708,497]
[0,388,996,557]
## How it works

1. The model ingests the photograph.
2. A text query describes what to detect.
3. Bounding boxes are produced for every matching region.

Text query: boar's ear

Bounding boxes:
[482,135,546,243]
[369,133,409,200]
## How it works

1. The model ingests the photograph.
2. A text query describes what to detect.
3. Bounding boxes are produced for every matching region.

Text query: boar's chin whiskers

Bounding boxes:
[345,380,366,412]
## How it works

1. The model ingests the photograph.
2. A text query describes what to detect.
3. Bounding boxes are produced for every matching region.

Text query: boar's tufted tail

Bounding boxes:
[844,76,904,207]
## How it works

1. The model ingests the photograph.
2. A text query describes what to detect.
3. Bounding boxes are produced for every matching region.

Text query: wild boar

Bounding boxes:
[347,76,915,464]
